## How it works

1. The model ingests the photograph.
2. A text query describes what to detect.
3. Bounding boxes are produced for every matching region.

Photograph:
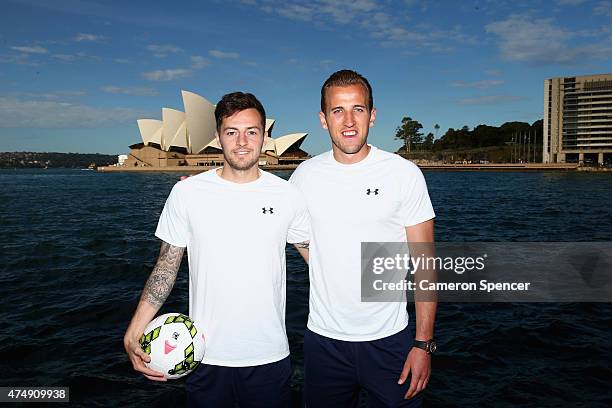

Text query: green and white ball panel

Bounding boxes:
[139,313,205,379]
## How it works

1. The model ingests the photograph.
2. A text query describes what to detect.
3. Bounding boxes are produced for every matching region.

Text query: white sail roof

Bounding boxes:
[262,136,276,152]
[162,108,187,150]
[265,118,275,135]
[137,119,163,147]
[136,91,308,157]
[205,138,221,150]
[181,90,217,154]
[275,133,308,156]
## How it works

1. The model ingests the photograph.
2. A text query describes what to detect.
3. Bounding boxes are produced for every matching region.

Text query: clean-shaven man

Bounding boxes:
[290,69,437,407]
[124,92,310,408]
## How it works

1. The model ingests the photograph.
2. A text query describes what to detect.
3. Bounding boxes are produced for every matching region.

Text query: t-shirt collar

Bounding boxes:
[212,167,265,188]
[329,144,377,168]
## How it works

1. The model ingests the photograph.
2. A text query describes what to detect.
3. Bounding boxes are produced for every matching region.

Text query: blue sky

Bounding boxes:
[0,0,611,155]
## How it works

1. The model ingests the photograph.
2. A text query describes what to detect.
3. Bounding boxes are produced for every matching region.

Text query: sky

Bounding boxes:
[0,0,611,155]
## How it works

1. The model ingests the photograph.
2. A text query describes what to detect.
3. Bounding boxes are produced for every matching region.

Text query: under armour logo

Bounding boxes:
[262,207,274,214]
[366,188,379,195]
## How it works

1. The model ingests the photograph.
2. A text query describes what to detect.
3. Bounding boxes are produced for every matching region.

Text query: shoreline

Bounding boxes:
[95,162,600,173]
[97,164,299,173]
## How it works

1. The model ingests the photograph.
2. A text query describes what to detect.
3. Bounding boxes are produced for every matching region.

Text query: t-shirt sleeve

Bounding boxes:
[399,162,436,227]
[155,184,189,247]
[287,188,310,244]
[288,165,302,188]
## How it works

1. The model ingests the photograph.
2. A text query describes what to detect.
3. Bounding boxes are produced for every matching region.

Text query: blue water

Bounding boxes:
[1,169,611,407]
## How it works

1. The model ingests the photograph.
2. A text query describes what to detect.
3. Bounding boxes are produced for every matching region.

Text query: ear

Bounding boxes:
[215,131,221,147]
[369,107,377,128]
[319,111,328,130]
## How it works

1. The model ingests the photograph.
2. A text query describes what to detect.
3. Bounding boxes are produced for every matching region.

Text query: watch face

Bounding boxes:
[429,342,437,353]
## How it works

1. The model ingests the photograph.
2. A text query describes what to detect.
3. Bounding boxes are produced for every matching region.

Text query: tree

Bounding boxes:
[423,132,434,150]
[395,117,423,153]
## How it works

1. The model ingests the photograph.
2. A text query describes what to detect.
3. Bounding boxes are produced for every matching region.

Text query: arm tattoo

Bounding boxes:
[295,241,310,250]
[142,242,185,307]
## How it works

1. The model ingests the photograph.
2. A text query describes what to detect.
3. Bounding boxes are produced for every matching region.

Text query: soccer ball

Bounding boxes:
[140,313,205,379]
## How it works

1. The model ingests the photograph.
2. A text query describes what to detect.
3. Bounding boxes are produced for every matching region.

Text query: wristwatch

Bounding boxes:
[413,339,437,354]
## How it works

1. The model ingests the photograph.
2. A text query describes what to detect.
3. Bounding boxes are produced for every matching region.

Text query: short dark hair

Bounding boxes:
[320,69,373,113]
[215,92,266,132]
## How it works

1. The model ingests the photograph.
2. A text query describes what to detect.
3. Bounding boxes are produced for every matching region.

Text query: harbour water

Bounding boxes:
[1,169,611,407]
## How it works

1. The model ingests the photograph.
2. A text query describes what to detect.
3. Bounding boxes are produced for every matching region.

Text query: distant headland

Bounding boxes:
[0,152,117,169]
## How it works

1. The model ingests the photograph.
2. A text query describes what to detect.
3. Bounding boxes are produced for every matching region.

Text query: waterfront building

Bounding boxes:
[543,73,612,165]
[123,90,309,168]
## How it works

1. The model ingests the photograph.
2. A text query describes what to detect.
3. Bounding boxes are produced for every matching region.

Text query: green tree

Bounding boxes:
[423,132,434,150]
[395,117,423,153]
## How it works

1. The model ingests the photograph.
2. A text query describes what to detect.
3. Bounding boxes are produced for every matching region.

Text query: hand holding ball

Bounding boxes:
[139,313,205,379]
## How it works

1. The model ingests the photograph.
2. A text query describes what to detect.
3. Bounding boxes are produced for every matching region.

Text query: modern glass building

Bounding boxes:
[543,73,612,165]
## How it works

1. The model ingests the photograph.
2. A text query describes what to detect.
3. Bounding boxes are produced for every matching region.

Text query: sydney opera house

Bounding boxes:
[123,90,309,168]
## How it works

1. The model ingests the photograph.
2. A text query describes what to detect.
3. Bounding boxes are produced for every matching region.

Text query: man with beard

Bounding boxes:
[289,70,437,407]
[124,92,310,408]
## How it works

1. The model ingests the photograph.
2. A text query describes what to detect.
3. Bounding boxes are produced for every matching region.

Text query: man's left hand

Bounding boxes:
[397,346,431,399]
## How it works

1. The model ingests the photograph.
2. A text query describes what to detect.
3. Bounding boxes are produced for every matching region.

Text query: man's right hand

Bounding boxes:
[123,241,184,382]
[124,335,167,382]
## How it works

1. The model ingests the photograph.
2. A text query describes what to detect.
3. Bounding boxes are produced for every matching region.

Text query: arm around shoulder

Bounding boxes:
[287,182,311,263]
[293,241,310,263]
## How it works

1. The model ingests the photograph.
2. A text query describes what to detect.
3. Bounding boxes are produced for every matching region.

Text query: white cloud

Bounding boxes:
[9,45,48,54]
[101,86,158,96]
[142,68,192,81]
[594,1,612,16]
[319,59,334,70]
[146,44,182,58]
[146,44,182,53]
[9,91,86,100]
[142,54,209,82]
[451,79,505,89]
[248,1,474,52]
[485,69,503,76]
[457,95,525,106]
[275,4,316,21]
[0,53,40,66]
[486,14,612,65]
[191,55,210,68]
[271,0,378,23]
[52,54,78,62]
[74,33,107,42]
[57,90,87,97]
[0,97,149,128]
[209,50,240,59]
[316,0,378,22]
[51,52,101,62]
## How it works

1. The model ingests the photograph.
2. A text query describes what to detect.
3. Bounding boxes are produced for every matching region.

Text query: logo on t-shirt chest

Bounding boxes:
[256,203,290,242]
[360,185,400,222]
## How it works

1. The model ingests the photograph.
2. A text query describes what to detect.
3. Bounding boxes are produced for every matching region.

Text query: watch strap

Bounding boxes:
[413,339,435,354]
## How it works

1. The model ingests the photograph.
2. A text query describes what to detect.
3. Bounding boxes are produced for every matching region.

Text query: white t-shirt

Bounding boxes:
[155,169,310,366]
[289,146,435,341]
